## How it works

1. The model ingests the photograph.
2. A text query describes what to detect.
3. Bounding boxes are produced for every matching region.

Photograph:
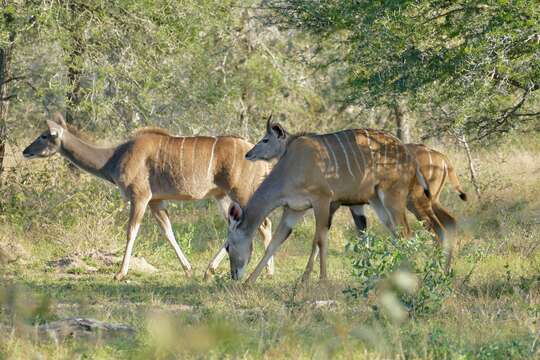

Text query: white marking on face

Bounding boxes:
[334,132,355,179]
[322,136,339,176]
[207,137,218,178]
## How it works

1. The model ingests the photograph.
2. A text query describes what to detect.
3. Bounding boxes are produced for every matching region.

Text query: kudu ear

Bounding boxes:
[270,123,286,139]
[46,120,64,139]
[228,202,244,230]
[265,113,273,132]
[52,112,67,128]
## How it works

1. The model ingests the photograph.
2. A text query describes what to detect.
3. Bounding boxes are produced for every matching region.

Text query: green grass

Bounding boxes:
[1,140,540,359]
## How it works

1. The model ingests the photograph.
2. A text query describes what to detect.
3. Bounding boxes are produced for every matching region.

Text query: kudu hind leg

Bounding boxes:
[258,218,274,276]
[116,194,150,281]
[150,200,192,276]
[410,198,453,271]
[302,199,331,283]
[350,205,368,235]
[376,188,411,239]
[204,196,232,279]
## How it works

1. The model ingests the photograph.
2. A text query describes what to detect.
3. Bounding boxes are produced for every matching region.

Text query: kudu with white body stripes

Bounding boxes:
[246,118,466,266]
[227,125,432,284]
[22,113,273,280]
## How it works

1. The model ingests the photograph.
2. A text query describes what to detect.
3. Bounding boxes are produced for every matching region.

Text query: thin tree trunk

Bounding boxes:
[458,134,481,198]
[65,35,83,126]
[0,33,15,181]
[393,101,411,143]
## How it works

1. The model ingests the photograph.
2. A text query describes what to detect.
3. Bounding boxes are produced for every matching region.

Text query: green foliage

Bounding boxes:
[269,0,540,140]
[345,230,454,315]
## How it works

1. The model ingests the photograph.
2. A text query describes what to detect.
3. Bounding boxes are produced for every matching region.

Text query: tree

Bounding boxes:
[267,0,540,141]
[0,1,36,179]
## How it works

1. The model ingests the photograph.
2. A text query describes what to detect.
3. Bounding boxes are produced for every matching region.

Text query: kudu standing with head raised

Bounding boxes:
[226,121,434,284]
[246,117,467,247]
[22,113,274,280]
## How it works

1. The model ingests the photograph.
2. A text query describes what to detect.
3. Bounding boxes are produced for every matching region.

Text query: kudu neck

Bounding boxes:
[241,170,284,237]
[60,131,115,182]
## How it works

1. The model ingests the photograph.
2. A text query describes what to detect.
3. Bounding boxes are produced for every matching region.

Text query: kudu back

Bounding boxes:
[23,113,273,280]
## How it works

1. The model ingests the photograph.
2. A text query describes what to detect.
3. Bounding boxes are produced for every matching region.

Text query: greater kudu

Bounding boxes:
[22,113,273,280]
[226,125,434,284]
[245,118,467,242]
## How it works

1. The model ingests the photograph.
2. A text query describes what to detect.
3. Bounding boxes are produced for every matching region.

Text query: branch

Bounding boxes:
[492,70,539,92]
[1,94,16,101]
[424,4,490,23]
[1,75,27,86]
[514,112,540,117]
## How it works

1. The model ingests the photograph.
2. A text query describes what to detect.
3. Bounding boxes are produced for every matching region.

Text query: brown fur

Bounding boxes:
[227,128,434,284]
[23,114,273,280]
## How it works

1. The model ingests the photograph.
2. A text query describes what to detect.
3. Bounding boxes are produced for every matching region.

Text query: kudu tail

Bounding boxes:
[416,163,432,199]
[445,158,467,201]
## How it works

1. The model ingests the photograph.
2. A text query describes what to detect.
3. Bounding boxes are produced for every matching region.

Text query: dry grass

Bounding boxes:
[1,136,539,359]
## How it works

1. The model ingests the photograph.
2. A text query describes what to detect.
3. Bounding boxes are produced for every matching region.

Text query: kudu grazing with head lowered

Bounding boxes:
[246,117,467,243]
[22,113,273,280]
[226,122,437,284]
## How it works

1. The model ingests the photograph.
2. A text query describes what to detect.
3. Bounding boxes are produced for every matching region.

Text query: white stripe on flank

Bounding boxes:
[333,133,355,179]
[207,137,218,178]
[364,129,374,170]
[427,149,433,179]
[192,138,198,186]
[346,130,364,176]
[179,137,187,185]
[322,136,339,175]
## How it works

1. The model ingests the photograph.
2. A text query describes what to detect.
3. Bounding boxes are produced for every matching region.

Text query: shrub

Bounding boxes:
[344,230,454,317]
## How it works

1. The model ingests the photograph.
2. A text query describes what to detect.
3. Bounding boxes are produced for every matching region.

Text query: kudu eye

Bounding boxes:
[262,138,269,143]
[40,134,47,140]
[225,243,230,253]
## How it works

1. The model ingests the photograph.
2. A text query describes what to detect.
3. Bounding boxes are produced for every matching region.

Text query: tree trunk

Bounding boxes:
[393,101,411,143]
[0,33,15,181]
[64,2,84,126]
[64,35,83,126]
[458,134,481,199]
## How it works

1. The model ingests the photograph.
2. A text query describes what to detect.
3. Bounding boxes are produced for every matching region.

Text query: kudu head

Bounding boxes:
[245,114,289,161]
[226,202,254,280]
[23,113,67,159]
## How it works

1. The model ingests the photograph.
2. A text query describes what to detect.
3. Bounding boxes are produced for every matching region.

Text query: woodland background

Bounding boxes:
[0,1,539,358]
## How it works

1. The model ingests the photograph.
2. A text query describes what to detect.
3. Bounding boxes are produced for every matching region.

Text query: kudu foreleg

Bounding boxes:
[150,200,192,276]
[205,197,274,280]
[245,208,305,285]
[115,195,150,281]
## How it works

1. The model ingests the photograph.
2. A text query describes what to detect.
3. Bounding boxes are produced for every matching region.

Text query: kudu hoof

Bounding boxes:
[114,273,126,281]
[202,270,214,281]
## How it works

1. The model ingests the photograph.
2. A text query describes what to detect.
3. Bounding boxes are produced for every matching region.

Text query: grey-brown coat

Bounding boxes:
[22,113,273,280]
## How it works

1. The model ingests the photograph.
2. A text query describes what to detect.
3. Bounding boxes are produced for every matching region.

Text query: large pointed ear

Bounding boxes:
[52,112,67,128]
[265,113,273,133]
[228,202,244,230]
[270,122,287,139]
[46,120,64,139]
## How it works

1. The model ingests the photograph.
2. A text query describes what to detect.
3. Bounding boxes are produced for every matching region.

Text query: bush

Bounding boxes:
[344,230,454,317]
